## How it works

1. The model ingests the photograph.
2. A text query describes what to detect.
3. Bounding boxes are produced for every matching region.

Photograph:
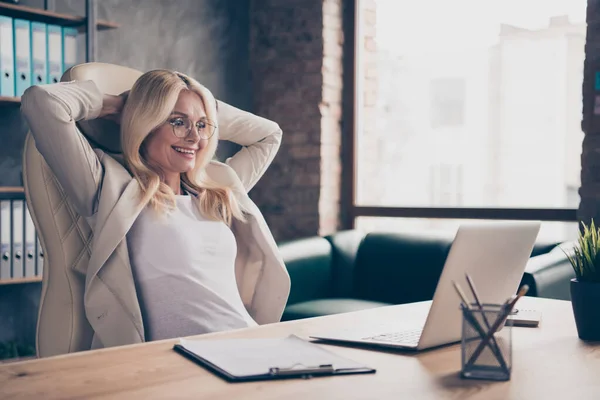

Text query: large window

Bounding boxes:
[352,0,587,241]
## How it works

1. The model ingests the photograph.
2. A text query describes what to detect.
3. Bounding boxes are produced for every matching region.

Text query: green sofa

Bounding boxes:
[278,230,575,321]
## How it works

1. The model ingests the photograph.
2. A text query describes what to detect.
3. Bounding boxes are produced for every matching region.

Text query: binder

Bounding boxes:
[47,24,62,84]
[36,237,43,277]
[14,18,31,97]
[62,27,77,72]
[173,335,375,382]
[30,22,47,86]
[0,16,14,96]
[0,200,10,280]
[24,203,36,278]
[11,200,24,279]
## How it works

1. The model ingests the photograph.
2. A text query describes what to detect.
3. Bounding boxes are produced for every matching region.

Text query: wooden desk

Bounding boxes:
[1,297,598,399]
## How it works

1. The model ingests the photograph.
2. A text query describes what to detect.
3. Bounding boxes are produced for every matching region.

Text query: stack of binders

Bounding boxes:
[0,15,78,97]
[0,199,43,281]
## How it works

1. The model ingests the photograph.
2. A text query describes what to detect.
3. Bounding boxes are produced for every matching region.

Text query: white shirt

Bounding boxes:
[127,194,257,341]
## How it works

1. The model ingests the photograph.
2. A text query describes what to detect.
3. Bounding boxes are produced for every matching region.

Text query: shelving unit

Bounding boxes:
[0,186,24,196]
[0,1,116,286]
[0,0,119,107]
[0,96,20,105]
[0,2,118,32]
[0,276,42,286]
[0,187,39,285]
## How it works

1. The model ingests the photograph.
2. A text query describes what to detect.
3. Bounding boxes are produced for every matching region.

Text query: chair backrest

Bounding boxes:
[23,63,142,357]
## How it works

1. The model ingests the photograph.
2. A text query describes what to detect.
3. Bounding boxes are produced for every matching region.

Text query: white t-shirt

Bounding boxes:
[127,195,257,341]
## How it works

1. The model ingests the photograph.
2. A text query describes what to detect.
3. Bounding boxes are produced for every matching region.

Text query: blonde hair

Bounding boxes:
[120,69,245,225]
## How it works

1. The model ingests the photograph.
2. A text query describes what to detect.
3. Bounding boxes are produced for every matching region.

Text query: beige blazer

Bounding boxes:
[20,80,291,350]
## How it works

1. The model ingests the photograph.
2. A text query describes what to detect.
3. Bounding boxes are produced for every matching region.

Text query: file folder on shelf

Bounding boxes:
[14,18,32,97]
[11,200,24,279]
[47,24,62,84]
[173,335,376,382]
[31,22,47,86]
[36,238,43,277]
[0,16,14,97]
[24,203,36,278]
[62,27,77,72]
[0,200,11,280]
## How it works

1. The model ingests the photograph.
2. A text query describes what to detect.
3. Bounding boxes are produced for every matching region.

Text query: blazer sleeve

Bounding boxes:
[216,101,282,192]
[20,80,105,217]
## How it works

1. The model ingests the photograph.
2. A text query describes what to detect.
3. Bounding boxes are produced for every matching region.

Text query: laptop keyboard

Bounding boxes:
[362,328,423,346]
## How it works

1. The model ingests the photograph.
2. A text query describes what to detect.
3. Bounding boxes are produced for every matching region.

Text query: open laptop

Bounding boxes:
[310,221,541,351]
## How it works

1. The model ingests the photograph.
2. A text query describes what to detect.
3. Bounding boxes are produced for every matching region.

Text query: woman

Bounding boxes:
[21,68,290,350]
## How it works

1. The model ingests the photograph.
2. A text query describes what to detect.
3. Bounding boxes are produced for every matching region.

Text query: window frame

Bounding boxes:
[340,0,579,230]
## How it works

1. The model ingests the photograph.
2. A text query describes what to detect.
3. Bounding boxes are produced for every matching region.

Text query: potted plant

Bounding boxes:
[565,220,600,341]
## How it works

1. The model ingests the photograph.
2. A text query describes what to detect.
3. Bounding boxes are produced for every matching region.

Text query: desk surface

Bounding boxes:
[1,297,599,399]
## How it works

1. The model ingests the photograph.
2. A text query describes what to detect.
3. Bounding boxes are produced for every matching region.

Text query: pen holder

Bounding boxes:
[460,304,512,381]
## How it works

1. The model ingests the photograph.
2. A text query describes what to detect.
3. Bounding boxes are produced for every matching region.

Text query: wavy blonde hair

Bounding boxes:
[120,69,245,225]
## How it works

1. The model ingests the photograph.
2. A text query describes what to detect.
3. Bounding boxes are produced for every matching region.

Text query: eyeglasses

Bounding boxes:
[167,116,217,140]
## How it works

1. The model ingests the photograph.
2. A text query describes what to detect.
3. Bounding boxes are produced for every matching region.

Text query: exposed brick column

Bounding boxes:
[320,0,344,235]
[580,1,600,225]
[249,0,343,241]
[355,0,379,206]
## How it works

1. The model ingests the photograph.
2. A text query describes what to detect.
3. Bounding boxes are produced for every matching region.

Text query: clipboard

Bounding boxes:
[173,335,376,382]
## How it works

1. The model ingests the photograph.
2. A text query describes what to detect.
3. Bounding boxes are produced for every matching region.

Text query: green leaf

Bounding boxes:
[571,219,600,282]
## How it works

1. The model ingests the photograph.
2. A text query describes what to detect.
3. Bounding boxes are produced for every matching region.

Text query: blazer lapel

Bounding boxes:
[85,178,144,289]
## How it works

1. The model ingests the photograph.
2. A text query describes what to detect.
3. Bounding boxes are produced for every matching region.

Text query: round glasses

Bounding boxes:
[167,116,217,140]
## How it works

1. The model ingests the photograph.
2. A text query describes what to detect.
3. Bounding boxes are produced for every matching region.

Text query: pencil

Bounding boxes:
[452,280,471,308]
[465,285,529,368]
[464,273,509,372]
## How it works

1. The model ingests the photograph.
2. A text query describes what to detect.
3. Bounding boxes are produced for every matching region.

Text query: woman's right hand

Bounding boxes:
[98,90,129,124]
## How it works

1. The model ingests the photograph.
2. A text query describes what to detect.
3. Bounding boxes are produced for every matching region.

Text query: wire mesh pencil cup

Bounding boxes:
[461,303,512,381]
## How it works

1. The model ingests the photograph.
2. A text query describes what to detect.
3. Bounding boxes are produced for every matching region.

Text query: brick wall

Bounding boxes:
[249,0,344,241]
[580,0,600,224]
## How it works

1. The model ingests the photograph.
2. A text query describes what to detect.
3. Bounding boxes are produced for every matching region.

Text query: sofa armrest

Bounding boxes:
[521,243,576,300]
[531,241,561,257]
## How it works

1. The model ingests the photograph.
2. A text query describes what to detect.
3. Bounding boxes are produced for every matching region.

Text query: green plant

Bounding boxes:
[565,220,600,283]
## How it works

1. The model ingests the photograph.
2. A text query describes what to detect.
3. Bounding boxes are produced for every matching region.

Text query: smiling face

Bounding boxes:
[141,90,209,176]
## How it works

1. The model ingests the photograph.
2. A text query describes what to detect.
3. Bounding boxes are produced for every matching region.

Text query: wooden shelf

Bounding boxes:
[0,186,24,193]
[0,2,119,32]
[0,276,42,286]
[0,96,20,106]
[0,186,25,200]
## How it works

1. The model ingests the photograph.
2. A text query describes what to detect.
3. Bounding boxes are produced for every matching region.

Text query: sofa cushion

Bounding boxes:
[353,231,453,304]
[281,298,389,321]
[278,237,333,305]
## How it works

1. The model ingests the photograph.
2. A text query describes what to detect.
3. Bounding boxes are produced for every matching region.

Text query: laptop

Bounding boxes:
[310,221,541,351]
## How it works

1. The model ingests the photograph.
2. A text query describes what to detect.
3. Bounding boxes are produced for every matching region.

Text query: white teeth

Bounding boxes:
[173,147,195,155]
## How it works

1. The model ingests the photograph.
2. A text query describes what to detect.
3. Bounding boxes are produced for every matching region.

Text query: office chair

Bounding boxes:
[23,63,142,357]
